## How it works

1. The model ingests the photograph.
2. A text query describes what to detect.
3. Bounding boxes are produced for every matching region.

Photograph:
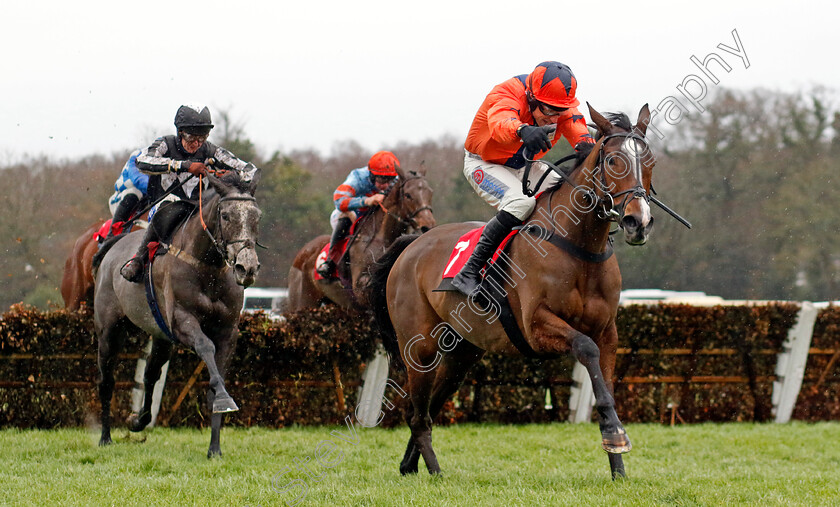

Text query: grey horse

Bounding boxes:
[95,171,261,458]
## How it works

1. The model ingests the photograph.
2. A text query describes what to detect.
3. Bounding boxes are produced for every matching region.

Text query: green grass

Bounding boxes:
[1,422,839,506]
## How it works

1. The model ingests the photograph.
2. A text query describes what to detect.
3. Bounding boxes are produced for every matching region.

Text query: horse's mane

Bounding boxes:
[589,112,632,140]
[539,112,633,195]
[201,171,252,204]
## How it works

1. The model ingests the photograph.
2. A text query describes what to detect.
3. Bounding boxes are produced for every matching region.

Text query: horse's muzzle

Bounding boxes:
[621,214,654,245]
[233,248,260,287]
[620,197,654,245]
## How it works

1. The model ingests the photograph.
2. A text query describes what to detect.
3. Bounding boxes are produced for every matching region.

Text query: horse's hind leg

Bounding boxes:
[97,319,129,446]
[206,328,239,458]
[401,340,484,475]
[129,337,172,432]
[405,368,441,475]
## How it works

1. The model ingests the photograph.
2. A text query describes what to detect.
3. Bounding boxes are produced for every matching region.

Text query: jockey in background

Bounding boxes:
[103,149,148,240]
[316,151,400,278]
[451,61,597,296]
[119,104,258,283]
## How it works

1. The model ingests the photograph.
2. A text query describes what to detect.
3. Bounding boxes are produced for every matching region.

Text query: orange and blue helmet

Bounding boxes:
[368,151,400,177]
[526,61,580,109]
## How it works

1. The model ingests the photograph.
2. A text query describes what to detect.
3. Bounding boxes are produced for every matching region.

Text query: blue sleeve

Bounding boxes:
[126,150,149,193]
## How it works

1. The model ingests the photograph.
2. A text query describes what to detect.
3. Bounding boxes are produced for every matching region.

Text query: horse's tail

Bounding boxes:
[365,234,420,371]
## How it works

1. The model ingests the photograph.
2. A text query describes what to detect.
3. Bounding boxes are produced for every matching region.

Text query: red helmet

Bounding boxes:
[526,61,580,108]
[368,151,400,177]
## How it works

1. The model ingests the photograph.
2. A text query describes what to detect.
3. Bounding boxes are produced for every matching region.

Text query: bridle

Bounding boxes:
[592,132,651,223]
[524,130,651,227]
[200,193,258,267]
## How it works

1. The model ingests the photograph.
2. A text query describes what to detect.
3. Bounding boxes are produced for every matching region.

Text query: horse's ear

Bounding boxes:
[634,103,651,137]
[416,160,427,176]
[394,162,407,180]
[247,168,261,196]
[587,102,613,136]
[207,173,231,197]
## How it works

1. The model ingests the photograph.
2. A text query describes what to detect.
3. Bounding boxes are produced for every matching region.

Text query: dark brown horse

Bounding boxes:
[367,104,656,479]
[61,221,103,311]
[95,171,261,458]
[287,163,435,310]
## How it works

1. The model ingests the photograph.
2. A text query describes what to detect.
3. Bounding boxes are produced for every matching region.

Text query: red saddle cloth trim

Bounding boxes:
[313,237,350,280]
[313,215,368,280]
[93,220,113,242]
[441,226,520,280]
[93,220,128,242]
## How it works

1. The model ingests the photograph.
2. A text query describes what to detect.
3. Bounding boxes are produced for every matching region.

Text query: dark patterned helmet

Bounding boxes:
[174,104,214,135]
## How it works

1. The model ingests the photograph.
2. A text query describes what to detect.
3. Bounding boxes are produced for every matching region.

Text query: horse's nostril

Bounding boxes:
[420,227,430,233]
[622,216,639,230]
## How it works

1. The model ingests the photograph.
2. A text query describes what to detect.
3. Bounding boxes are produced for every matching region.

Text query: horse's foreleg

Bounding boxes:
[571,331,631,454]
[174,313,239,415]
[130,338,172,432]
[97,321,127,446]
[532,308,630,457]
[206,328,239,459]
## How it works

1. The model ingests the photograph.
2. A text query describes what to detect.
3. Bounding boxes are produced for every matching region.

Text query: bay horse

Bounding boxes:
[95,170,261,458]
[367,104,656,479]
[61,221,103,311]
[287,163,435,311]
[61,218,149,311]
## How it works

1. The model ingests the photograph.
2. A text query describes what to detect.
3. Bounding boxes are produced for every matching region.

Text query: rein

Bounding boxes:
[522,132,691,229]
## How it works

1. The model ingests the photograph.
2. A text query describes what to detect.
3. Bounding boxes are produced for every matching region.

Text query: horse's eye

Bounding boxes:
[221,212,230,221]
[405,193,414,200]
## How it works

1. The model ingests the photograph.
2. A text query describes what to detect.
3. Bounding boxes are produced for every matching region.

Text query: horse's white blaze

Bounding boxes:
[637,197,651,226]
[622,137,651,227]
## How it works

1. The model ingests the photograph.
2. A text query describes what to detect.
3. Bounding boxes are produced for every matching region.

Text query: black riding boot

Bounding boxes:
[106,194,139,240]
[120,202,194,283]
[451,210,522,296]
[317,217,353,278]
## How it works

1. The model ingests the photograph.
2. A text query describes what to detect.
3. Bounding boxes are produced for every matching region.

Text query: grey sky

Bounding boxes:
[2,0,835,162]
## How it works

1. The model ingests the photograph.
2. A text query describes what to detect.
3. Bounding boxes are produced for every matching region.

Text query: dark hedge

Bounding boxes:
[1,302,836,429]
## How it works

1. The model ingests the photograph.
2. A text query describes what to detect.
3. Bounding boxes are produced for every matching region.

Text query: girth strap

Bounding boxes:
[144,260,178,344]
[481,251,560,360]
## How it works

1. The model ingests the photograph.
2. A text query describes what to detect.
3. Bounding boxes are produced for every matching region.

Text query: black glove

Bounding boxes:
[574,141,595,165]
[518,125,555,154]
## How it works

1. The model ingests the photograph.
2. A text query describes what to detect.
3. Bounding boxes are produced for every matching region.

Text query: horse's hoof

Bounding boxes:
[602,430,632,454]
[213,395,239,413]
[128,412,151,432]
[207,448,223,459]
[99,436,112,447]
[399,464,418,476]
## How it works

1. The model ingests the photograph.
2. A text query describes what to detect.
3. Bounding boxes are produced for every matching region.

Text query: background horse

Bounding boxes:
[287,163,435,311]
[367,104,656,479]
[95,171,261,458]
[61,218,149,311]
[61,221,103,311]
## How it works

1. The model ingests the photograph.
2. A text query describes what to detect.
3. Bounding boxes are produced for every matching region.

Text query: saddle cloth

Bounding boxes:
[435,226,520,291]
[312,215,365,280]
